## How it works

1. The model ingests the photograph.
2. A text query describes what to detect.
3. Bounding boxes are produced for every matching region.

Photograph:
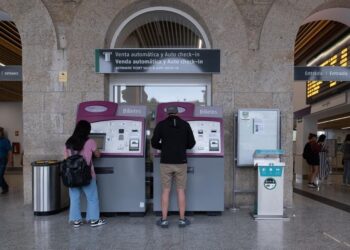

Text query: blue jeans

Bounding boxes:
[344,160,350,185]
[0,158,8,190]
[68,178,100,222]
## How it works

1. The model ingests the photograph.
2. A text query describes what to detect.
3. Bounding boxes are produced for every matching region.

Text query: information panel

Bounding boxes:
[91,120,142,154]
[95,49,220,74]
[188,120,221,154]
[0,66,22,81]
[237,109,280,166]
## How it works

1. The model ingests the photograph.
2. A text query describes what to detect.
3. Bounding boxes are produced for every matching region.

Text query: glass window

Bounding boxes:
[111,82,209,165]
[113,85,207,105]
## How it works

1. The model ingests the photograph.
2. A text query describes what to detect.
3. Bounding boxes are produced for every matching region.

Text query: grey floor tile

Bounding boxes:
[1,174,350,250]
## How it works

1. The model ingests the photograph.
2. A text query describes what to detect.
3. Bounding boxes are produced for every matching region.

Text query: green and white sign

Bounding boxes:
[263,178,277,190]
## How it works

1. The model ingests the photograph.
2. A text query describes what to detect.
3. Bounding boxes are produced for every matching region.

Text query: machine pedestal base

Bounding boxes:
[252,213,290,221]
[82,212,145,217]
[154,211,222,216]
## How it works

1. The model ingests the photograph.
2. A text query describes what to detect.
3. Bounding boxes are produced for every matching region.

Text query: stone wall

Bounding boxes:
[2,0,345,207]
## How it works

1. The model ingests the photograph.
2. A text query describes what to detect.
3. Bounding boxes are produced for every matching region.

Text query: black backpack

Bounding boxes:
[302,143,312,161]
[60,150,92,187]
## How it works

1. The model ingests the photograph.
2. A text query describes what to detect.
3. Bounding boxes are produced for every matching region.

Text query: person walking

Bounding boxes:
[303,133,320,188]
[151,106,196,228]
[318,134,330,181]
[64,120,106,228]
[0,127,12,194]
[341,134,350,186]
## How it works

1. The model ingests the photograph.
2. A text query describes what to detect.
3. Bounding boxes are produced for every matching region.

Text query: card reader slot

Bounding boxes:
[95,167,114,174]
[187,166,194,174]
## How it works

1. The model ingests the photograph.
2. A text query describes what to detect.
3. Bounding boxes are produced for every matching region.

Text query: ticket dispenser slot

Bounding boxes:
[209,139,219,151]
[118,129,124,140]
[129,139,139,151]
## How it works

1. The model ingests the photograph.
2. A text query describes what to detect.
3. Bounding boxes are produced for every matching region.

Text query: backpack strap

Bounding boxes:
[67,146,92,166]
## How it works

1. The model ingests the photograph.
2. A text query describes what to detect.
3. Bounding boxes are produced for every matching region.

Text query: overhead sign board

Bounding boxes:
[295,43,350,104]
[294,66,350,81]
[0,66,22,81]
[95,49,220,74]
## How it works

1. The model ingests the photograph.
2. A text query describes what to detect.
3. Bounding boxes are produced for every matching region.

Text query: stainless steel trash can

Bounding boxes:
[32,160,62,215]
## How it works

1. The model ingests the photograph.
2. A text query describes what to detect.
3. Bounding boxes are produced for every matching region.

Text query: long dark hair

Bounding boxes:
[317,134,326,143]
[65,120,91,151]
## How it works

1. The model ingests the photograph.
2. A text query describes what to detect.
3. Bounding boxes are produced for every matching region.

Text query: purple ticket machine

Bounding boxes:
[77,101,146,214]
[153,102,224,214]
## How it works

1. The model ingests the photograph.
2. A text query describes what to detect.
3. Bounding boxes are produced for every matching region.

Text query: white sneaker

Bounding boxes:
[73,220,83,228]
[90,218,106,227]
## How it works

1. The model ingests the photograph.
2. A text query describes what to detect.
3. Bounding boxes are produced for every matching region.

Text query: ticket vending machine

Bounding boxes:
[153,102,224,214]
[77,101,146,214]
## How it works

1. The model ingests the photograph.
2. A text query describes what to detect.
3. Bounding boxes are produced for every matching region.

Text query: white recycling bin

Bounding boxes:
[253,149,287,220]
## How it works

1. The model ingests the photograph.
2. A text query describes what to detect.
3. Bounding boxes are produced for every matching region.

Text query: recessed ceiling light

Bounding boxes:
[317,115,350,124]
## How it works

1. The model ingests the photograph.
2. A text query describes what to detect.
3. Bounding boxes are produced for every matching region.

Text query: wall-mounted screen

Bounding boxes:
[89,133,106,150]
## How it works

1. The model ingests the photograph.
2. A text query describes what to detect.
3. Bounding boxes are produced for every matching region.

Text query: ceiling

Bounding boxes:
[318,112,350,130]
[294,20,349,65]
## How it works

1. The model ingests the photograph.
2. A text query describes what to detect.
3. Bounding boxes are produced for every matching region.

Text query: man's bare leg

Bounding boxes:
[177,188,186,220]
[161,188,171,219]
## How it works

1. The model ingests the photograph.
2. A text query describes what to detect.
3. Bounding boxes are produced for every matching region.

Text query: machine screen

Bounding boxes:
[188,121,221,154]
[89,133,106,150]
[90,120,142,154]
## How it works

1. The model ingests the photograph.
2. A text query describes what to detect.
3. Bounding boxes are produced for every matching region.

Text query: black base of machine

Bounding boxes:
[82,212,146,217]
[34,206,68,216]
[154,211,222,216]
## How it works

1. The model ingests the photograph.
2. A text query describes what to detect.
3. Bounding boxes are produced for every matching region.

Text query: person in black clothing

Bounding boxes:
[0,127,12,194]
[303,133,320,188]
[151,106,196,228]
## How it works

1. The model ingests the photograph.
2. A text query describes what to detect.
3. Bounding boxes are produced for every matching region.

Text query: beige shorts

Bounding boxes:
[160,163,187,189]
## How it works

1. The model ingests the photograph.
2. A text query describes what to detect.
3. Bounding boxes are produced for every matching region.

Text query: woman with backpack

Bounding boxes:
[64,120,106,228]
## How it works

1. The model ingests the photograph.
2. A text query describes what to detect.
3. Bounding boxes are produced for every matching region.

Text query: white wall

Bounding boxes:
[0,102,23,167]
[328,129,350,143]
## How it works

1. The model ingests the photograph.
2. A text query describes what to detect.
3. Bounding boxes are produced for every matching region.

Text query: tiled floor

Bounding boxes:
[1,174,350,250]
[294,173,350,212]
